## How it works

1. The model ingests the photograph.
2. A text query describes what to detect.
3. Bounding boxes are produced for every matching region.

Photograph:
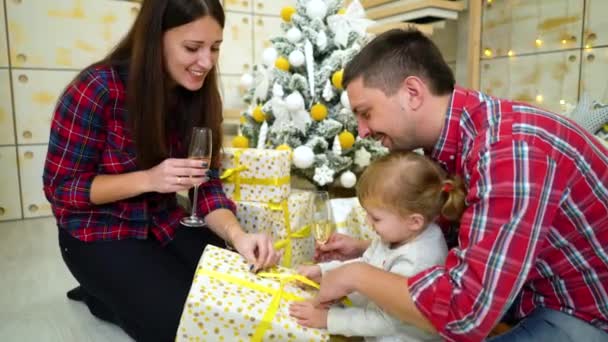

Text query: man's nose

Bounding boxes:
[357,118,371,138]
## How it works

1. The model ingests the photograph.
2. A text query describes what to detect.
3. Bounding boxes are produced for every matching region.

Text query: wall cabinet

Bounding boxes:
[18,145,51,219]
[221,12,253,75]
[0,70,16,145]
[0,146,22,221]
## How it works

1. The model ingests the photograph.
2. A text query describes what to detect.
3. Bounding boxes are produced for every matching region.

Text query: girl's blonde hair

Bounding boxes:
[357,151,466,223]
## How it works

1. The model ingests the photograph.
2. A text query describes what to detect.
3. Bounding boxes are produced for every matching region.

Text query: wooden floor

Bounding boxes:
[0,217,132,342]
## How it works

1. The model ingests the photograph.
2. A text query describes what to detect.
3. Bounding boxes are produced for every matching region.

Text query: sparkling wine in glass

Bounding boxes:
[312,191,334,244]
[181,127,212,227]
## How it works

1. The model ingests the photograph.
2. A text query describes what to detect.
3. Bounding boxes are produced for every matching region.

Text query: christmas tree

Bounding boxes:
[234,0,388,189]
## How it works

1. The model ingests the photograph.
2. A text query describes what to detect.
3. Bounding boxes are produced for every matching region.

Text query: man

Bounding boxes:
[315,28,608,341]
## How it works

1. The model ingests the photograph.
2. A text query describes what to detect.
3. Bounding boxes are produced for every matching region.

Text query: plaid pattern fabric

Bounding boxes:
[43,64,235,245]
[409,86,608,341]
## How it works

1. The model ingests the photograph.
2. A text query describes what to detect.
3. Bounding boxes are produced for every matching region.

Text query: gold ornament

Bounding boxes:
[275,56,290,71]
[232,135,249,148]
[281,6,297,22]
[239,115,247,124]
[310,103,328,121]
[332,69,344,89]
[338,130,355,149]
[276,144,293,159]
[252,105,266,123]
[338,8,346,14]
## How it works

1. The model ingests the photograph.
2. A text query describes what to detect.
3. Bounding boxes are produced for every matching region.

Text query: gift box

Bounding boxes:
[177,245,330,342]
[236,190,316,267]
[220,148,291,203]
[330,198,378,241]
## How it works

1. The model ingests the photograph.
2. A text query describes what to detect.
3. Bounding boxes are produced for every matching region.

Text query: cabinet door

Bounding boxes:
[580,47,608,104]
[12,69,77,145]
[18,145,52,218]
[0,70,15,145]
[0,3,8,67]
[6,0,139,69]
[221,12,253,75]
[0,147,22,221]
[220,74,246,110]
[480,50,580,114]
[253,15,283,67]
[482,0,583,59]
[583,0,608,48]
[223,0,252,13]
[253,0,295,16]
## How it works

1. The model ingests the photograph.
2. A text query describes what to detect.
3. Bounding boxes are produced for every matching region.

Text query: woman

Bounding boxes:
[43,0,278,340]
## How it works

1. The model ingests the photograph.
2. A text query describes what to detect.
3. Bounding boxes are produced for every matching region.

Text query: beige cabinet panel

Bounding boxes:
[480,50,580,114]
[432,20,459,63]
[221,12,253,74]
[223,0,252,13]
[220,74,246,111]
[581,47,608,104]
[18,145,51,218]
[253,15,283,66]
[0,70,16,145]
[6,0,139,69]
[482,0,583,59]
[12,69,78,145]
[253,0,295,16]
[0,3,8,67]
[583,0,608,47]
[0,147,22,221]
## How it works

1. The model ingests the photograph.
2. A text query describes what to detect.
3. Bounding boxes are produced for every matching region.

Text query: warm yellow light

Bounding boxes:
[487,0,493,3]
[560,99,566,105]
[561,39,568,45]
[536,95,544,103]
[585,44,592,50]
[507,50,514,57]
[484,48,493,57]
[535,38,543,47]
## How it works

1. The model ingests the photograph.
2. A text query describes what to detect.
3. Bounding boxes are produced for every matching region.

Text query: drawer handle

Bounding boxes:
[257,2,264,9]
[0,207,5,216]
[243,63,250,70]
[257,19,264,26]
[12,0,22,4]
[28,204,38,213]
[23,130,32,139]
[587,32,597,41]
[568,55,577,62]
[587,54,595,62]
[24,151,33,159]
[17,53,27,63]
[18,74,28,83]
[242,0,248,7]
[242,17,249,24]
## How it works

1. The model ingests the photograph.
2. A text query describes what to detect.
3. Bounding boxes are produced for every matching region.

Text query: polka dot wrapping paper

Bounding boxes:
[220,148,291,204]
[176,245,330,342]
[236,190,316,268]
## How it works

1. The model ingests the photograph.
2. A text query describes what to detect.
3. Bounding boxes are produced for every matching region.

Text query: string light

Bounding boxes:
[560,99,566,105]
[535,38,543,47]
[561,39,568,45]
[484,48,493,57]
[507,50,514,57]
[536,95,544,103]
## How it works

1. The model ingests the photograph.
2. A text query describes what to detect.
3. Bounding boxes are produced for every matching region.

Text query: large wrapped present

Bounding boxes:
[177,245,330,342]
[236,190,316,267]
[330,198,378,241]
[220,148,291,203]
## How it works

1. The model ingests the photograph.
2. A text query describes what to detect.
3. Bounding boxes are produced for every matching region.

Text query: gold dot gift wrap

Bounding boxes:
[176,245,330,342]
[220,148,291,204]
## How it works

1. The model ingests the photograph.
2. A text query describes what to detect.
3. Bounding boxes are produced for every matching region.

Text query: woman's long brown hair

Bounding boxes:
[84,0,225,169]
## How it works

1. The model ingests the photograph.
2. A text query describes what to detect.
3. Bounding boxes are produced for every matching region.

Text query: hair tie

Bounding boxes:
[442,182,454,193]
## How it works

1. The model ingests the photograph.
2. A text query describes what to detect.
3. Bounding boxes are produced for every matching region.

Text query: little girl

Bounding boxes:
[289,151,466,341]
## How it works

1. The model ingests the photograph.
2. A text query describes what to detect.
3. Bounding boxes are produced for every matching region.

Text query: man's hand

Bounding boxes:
[313,263,362,306]
[314,233,370,262]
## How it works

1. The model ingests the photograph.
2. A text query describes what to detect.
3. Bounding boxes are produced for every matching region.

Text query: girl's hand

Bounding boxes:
[144,158,209,193]
[289,301,329,329]
[296,264,322,283]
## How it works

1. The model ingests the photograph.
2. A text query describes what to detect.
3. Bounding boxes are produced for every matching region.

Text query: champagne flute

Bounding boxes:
[181,127,212,227]
[312,191,334,244]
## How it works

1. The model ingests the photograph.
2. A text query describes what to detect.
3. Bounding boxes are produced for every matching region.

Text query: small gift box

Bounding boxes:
[236,190,316,267]
[177,245,330,342]
[330,198,378,241]
[220,148,291,203]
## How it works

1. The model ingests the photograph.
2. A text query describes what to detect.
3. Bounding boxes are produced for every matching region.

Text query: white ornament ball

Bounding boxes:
[306,0,328,20]
[340,91,350,109]
[262,47,278,67]
[340,171,357,188]
[288,50,305,67]
[286,27,303,43]
[285,92,305,112]
[293,146,315,169]
[239,73,253,90]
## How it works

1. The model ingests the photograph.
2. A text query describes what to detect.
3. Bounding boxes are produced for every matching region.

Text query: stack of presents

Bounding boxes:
[177,148,377,341]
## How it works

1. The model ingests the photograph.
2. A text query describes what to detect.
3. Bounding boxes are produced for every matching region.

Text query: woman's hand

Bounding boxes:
[231,230,280,272]
[143,158,210,193]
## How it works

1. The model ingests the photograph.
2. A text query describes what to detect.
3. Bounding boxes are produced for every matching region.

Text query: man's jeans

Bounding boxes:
[489,307,608,342]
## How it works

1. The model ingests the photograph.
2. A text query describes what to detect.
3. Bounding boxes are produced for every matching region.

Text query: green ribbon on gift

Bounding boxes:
[220,149,290,202]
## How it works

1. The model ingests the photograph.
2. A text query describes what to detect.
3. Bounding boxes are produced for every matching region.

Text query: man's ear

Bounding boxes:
[401,76,425,111]
[407,213,426,232]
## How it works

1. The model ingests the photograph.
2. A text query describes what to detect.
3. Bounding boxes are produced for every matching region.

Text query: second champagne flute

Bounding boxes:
[312,191,334,245]
[181,127,212,227]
